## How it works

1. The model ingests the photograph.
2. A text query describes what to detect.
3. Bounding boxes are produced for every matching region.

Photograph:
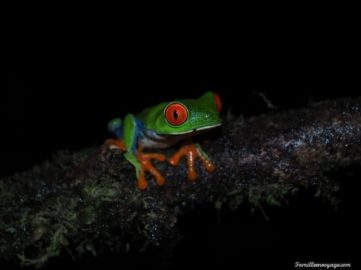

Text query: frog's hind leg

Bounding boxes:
[105,139,126,151]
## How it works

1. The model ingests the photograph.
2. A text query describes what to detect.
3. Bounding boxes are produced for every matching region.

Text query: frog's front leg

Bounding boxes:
[169,142,216,181]
[124,147,166,190]
[106,114,166,190]
[134,147,166,189]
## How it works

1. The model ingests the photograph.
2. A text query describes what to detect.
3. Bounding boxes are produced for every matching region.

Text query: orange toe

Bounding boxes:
[155,175,165,186]
[187,170,198,181]
[202,159,216,172]
[137,177,148,190]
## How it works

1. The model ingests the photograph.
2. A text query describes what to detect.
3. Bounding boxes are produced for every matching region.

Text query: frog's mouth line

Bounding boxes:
[161,123,222,136]
[194,123,222,132]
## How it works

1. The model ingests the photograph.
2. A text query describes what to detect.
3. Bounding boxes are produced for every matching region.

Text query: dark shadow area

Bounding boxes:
[1,27,358,269]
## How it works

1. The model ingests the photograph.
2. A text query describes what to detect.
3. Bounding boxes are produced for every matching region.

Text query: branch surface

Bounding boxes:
[1,98,360,266]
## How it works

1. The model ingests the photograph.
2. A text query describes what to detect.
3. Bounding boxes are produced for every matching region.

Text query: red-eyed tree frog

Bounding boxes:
[105,92,222,190]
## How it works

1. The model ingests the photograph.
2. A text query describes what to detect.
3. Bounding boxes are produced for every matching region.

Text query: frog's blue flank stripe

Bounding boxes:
[133,118,145,152]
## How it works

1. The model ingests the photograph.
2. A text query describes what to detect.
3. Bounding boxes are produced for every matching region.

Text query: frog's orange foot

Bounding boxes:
[105,139,126,151]
[169,143,215,181]
[136,148,166,190]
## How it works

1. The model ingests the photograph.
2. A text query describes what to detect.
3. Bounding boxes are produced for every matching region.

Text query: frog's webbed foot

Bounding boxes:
[169,142,215,181]
[105,139,126,151]
[136,147,166,190]
[105,140,166,190]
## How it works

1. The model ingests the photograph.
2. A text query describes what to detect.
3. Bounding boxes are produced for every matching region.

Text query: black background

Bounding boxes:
[1,10,359,269]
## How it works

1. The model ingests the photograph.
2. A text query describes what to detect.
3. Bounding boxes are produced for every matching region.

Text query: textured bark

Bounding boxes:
[0,98,360,267]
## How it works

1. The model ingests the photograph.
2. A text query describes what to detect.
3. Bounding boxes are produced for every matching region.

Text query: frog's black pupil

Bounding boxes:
[173,109,178,119]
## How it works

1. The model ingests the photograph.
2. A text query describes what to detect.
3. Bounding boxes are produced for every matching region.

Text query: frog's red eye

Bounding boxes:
[164,102,188,126]
[213,92,222,112]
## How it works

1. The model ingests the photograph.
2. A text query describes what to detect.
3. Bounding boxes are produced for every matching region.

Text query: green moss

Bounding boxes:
[248,183,298,206]
[19,225,69,267]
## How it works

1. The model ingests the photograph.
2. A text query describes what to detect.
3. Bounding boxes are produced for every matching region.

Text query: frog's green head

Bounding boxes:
[138,92,222,135]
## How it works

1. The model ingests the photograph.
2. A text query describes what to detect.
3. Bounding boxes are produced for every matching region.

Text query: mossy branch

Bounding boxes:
[1,98,361,267]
